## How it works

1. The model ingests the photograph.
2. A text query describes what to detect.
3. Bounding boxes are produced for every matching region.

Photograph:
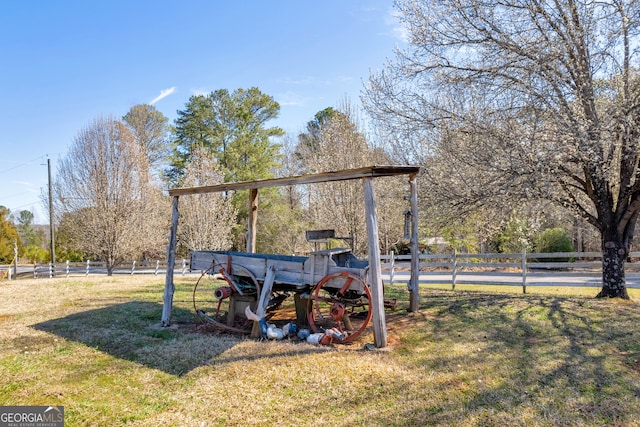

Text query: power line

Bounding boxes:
[2,191,35,201]
[6,200,42,211]
[0,155,46,175]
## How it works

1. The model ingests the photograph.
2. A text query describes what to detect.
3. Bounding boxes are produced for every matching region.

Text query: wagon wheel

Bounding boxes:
[307,272,372,343]
[219,263,261,297]
[193,264,259,334]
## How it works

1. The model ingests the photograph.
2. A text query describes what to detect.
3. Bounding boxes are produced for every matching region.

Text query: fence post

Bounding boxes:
[522,248,527,294]
[155,260,160,276]
[13,241,17,280]
[86,259,90,277]
[452,249,458,290]
[131,260,136,275]
[389,250,395,285]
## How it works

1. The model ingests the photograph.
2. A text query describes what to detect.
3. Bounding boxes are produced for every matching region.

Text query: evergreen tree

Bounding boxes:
[167,87,283,185]
[0,206,20,263]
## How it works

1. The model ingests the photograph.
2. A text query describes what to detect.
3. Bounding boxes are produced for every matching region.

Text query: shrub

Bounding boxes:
[534,228,574,262]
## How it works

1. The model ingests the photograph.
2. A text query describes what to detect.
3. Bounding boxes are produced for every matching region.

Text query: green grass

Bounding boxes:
[1,276,640,426]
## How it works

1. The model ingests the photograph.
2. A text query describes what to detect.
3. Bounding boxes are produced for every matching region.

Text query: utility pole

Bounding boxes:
[47,157,56,273]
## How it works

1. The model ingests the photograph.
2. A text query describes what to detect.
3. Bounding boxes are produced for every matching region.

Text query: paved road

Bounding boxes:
[382,271,640,288]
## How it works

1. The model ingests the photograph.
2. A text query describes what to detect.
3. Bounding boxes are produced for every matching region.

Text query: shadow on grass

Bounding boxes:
[30,300,333,376]
[30,301,241,376]
[387,289,640,425]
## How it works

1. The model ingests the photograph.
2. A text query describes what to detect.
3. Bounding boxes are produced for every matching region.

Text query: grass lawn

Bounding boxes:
[1,275,640,426]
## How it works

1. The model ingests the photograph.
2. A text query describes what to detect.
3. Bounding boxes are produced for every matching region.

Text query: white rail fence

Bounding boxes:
[381,250,640,292]
[3,251,640,291]
[0,259,192,280]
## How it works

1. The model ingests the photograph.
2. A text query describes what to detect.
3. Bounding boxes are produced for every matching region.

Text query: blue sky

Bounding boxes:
[0,1,405,224]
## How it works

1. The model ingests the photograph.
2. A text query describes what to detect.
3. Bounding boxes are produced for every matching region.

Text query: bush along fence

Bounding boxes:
[381,250,640,292]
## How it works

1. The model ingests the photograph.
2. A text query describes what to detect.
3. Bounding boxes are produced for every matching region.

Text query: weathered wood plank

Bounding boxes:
[168,165,421,196]
[191,250,367,289]
[364,178,387,348]
[257,265,276,317]
[161,196,180,327]
[247,188,258,253]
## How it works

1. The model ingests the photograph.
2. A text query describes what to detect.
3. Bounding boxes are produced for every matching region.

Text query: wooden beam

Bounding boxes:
[161,196,180,326]
[247,188,258,253]
[409,173,420,312]
[169,165,421,196]
[364,178,387,348]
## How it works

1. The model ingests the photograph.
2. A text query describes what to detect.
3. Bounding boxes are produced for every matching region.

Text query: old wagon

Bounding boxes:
[190,247,373,343]
[162,165,422,348]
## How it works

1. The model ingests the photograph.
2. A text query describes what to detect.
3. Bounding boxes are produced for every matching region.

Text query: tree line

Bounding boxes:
[33,91,405,276]
[3,0,640,299]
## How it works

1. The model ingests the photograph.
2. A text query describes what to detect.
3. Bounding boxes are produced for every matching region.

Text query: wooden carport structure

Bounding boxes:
[161,165,421,348]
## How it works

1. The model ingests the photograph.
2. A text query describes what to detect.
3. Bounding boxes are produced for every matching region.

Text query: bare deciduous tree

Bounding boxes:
[122,104,170,170]
[296,100,406,255]
[54,116,167,274]
[176,146,237,253]
[365,0,640,298]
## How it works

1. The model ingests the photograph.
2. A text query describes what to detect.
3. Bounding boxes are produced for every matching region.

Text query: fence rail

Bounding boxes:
[0,259,192,280]
[381,250,640,292]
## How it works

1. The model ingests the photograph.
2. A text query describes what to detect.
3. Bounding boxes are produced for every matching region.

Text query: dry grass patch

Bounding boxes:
[1,276,640,425]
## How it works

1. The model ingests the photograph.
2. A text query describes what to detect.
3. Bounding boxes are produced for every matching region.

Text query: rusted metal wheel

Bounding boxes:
[307,272,372,343]
[193,264,258,334]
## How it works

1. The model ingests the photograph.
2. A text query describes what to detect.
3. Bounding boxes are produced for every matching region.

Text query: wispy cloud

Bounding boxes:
[150,87,177,105]
[15,181,39,193]
[277,91,306,107]
[279,76,335,86]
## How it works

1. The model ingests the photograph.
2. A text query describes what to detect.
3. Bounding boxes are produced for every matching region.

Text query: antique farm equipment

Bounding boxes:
[162,165,422,348]
[190,248,373,343]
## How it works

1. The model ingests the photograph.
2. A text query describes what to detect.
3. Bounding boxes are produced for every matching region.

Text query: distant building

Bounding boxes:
[424,237,448,253]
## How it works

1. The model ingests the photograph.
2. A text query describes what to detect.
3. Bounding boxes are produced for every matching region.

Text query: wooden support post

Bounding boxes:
[452,249,457,290]
[409,173,420,312]
[294,293,311,327]
[161,196,180,327]
[247,188,258,253]
[364,178,387,348]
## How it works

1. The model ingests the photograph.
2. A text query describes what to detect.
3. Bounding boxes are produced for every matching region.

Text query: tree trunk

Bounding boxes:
[107,261,115,277]
[596,240,630,299]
